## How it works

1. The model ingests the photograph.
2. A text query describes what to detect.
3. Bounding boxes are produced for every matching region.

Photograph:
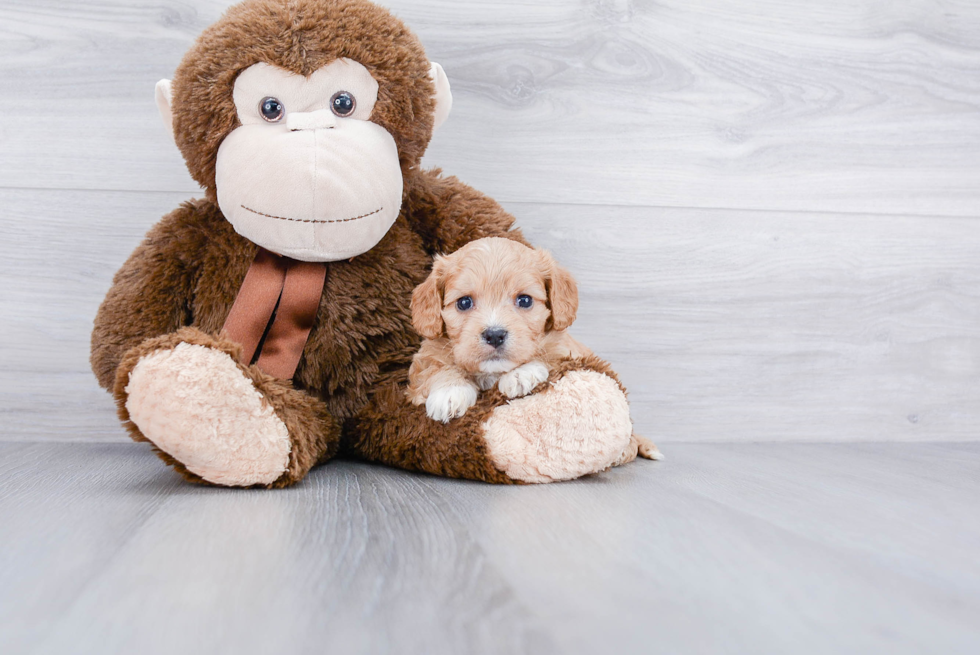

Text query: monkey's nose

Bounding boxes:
[286,109,336,131]
[482,327,508,349]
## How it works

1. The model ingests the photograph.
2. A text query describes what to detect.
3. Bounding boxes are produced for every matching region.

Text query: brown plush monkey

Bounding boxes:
[91,0,643,487]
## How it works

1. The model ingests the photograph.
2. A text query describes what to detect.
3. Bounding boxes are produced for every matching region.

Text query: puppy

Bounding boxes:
[407,237,661,461]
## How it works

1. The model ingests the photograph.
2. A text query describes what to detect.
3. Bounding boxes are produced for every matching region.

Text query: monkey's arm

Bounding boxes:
[403,169,530,254]
[90,201,210,389]
[349,353,638,484]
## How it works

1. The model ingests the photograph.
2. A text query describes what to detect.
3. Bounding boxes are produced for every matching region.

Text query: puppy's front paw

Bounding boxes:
[425,383,479,423]
[498,362,550,399]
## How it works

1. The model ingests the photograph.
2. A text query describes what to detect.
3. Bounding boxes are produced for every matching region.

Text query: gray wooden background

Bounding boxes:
[2,0,979,444]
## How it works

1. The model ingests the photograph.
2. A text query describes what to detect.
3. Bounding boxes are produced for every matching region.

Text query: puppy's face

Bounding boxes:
[411,238,579,374]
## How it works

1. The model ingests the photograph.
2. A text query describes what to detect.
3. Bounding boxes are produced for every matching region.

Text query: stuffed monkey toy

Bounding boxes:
[91,0,643,487]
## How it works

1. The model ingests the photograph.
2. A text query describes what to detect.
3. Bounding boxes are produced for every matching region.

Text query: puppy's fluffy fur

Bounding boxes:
[408,237,661,460]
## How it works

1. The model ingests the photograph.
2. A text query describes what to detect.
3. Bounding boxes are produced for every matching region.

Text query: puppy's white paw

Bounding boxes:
[498,361,550,399]
[425,383,479,423]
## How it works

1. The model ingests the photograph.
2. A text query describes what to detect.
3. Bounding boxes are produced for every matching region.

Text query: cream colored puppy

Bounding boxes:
[406,238,661,463]
[408,237,585,423]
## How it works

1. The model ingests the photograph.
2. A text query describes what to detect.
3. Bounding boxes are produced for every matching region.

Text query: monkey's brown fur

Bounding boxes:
[91,0,631,486]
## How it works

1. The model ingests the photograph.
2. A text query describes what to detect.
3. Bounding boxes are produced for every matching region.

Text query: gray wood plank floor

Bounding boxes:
[1,442,978,654]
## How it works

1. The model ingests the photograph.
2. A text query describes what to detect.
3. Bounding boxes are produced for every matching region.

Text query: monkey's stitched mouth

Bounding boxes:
[241,205,383,224]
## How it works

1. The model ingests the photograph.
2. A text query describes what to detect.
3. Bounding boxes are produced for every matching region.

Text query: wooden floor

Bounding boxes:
[2,0,979,652]
[1,442,978,654]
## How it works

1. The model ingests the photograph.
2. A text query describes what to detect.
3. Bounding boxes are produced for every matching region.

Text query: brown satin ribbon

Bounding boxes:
[222,248,327,380]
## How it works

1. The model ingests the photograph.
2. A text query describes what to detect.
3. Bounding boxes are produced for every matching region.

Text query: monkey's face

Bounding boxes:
[214,60,404,262]
[158,0,453,262]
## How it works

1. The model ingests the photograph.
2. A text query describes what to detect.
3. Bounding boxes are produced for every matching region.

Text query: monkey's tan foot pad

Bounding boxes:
[125,342,290,486]
[481,370,634,483]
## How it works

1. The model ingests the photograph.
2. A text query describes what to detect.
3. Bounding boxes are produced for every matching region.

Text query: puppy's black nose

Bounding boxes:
[482,327,508,348]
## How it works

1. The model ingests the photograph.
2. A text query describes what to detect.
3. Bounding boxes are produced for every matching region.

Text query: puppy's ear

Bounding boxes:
[539,249,579,331]
[412,256,447,340]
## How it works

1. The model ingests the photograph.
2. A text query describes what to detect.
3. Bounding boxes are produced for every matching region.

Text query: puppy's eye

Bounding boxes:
[259,97,285,122]
[516,295,533,309]
[456,296,473,311]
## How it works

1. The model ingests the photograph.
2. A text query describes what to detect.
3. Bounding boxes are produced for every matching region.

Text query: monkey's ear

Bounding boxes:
[412,256,447,340]
[540,250,579,331]
[429,62,452,133]
[155,79,174,142]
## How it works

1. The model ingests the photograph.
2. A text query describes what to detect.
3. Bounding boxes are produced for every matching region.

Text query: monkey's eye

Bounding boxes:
[456,296,473,311]
[259,97,284,122]
[516,295,533,309]
[330,91,356,117]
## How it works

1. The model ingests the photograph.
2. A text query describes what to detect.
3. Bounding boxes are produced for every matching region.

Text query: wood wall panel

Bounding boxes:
[3,189,977,442]
[0,0,978,215]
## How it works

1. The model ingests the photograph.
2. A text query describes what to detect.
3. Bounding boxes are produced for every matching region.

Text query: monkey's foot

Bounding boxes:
[481,370,634,483]
[125,342,291,486]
